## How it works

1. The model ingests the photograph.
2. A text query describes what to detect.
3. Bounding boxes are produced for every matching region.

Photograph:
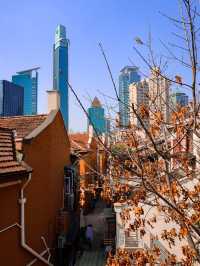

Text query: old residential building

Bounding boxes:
[0,110,71,265]
[0,128,33,266]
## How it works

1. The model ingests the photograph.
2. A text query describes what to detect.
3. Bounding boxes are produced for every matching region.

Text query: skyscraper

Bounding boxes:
[170,92,188,108]
[0,80,23,116]
[88,97,106,135]
[12,67,39,115]
[119,66,141,127]
[149,68,170,124]
[105,117,111,134]
[129,79,149,128]
[53,24,69,129]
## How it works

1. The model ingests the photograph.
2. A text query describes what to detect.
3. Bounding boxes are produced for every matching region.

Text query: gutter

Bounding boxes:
[19,173,53,266]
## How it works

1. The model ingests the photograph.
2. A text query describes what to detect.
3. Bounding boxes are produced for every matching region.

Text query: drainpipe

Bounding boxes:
[0,223,21,233]
[19,173,53,266]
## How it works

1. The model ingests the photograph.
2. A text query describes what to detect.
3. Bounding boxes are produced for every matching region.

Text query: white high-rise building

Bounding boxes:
[129,79,149,128]
[149,68,170,124]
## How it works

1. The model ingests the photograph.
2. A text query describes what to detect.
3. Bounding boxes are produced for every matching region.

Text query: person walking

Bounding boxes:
[85,224,93,249]
[78,226,86,257]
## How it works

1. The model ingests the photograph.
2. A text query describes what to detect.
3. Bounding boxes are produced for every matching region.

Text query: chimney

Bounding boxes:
[47,90,60,113]
[88,124,94,145]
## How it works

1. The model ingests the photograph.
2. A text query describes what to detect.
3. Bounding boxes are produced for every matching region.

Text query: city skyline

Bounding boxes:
[0,0,190,132]
[0,2,199,265]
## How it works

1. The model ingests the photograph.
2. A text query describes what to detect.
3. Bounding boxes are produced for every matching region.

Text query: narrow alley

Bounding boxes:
[75,201,107,266]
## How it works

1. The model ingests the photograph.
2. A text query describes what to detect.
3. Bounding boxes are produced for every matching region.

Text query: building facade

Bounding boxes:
[53,24,69,129]
[170,92,189,108]
[0,128,33,266]
[88,97,106,135]
[129,79,149,128]
[148,68,170,124]
[114,201,189,264]
[119,66,141,127]
[0,80,23,116]
[70,132,107,215]
[0,110,71,265]
[12,67,39,115]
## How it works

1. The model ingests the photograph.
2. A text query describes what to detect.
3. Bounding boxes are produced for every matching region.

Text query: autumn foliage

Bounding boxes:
[101,1,200,265]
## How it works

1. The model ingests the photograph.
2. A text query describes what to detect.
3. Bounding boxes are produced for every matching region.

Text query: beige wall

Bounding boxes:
[47,90,60,113]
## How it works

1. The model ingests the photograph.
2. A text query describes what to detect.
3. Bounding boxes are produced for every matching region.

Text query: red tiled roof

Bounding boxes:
[69,133,89,151]
[0,115,47,139]
[0,128,31,177]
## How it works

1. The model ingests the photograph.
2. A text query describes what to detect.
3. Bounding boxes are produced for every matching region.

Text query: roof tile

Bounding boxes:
[69,133,89,151]
[0,128,31,178]
[0,115,47,139]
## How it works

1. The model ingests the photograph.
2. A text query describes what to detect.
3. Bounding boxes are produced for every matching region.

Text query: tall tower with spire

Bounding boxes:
[88,97,106,135]
[53,24,69,129]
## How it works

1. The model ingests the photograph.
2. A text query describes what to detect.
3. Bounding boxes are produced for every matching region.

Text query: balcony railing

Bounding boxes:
[125,231,140,248]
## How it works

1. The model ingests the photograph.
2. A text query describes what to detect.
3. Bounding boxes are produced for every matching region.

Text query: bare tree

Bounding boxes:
[69,1,200,265]
[99,1,200,265]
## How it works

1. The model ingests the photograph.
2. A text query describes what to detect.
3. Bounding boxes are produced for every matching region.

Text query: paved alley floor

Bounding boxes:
[75,201,107,266]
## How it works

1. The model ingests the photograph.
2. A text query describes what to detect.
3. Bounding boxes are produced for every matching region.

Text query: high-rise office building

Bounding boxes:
[119,66,141,127]
[105,117,111,134]
[0,80,23,116]
[53,24,69,129]
[12,67,39,115]
[88,97,106,135]
[170,92,188,108]
[129,79,149,128]
[149,67,170,124]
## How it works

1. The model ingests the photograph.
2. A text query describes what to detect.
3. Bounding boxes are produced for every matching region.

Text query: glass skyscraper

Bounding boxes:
[53,25,69,129]
[88,97,106,135]
[171,92,189,108]
[119,66,141,127]
[12,67,39,115]
[0,80,24,116]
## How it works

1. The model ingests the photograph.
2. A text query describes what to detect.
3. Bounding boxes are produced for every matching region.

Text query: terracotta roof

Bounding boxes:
[0,128,31,177]
[0,115,47,139]
[69,133,89,151]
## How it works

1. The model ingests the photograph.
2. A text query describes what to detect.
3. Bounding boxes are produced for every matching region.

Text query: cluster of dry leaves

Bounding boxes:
[103,100,200,265]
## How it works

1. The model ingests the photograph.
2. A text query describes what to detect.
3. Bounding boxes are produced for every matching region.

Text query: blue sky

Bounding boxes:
[0,1,186,131]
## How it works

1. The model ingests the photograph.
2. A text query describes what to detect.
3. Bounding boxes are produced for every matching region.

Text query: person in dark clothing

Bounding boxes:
[78,226,86,257]
[65,213,80,266]
[86,224,93,249]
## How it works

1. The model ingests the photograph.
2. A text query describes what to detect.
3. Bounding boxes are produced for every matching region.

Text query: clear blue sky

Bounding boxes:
[0,0,184,131]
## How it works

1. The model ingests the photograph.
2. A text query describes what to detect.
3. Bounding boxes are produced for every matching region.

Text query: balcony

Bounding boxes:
[114,202,144,250]
[125,231,139,248]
